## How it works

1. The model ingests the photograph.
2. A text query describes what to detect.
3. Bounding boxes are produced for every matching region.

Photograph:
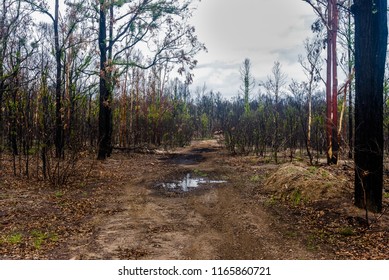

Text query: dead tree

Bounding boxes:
[353,0,388,213]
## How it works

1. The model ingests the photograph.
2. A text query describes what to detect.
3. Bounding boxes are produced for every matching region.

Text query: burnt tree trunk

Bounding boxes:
[54,0,64,158]
[353,0,388,213]
[97,1,113,160]
[347,0,353,159]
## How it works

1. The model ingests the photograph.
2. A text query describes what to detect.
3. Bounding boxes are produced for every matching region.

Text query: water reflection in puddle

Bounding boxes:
[159,173,226,192]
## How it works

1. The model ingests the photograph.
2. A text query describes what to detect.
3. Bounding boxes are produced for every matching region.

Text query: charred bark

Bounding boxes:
[97,1,113,160]
[54,0,64,158]
[353,0,388,213]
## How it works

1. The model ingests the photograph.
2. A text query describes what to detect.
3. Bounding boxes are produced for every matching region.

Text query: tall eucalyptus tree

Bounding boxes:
[96,0,205,159]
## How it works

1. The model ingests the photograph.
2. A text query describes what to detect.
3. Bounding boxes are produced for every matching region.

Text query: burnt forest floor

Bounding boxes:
[0,139,388,259]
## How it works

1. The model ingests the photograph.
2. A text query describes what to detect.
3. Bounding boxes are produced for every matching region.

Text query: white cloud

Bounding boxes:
[189,0,318,99]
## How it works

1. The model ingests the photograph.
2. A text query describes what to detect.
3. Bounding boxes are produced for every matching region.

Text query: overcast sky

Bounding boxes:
[37,0,317,100]
[188,0,318,99]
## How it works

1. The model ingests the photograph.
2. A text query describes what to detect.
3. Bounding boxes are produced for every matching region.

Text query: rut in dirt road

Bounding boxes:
[72,140,325,260]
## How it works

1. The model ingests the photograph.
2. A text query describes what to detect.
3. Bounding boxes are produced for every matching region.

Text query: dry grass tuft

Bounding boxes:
[262,163,352,204]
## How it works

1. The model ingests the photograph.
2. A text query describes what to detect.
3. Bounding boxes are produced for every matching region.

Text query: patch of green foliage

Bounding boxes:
[284,231,297,238]
[295,156,304,162]
[306,234,317,251]
[321,170,330,178]
[316,229,329,240]
[264,196,278,207]
[250,174,262,182]
[193,169,207,177]
[307,166,318,174]
[290,189,303,206]
[6,233,23,245]
[31,230,58,249]
[338,227,355,237]
[54,191,64,198]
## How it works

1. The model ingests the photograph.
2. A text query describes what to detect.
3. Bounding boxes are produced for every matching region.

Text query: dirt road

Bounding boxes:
[2,139,388,259]
[70,139,328,260]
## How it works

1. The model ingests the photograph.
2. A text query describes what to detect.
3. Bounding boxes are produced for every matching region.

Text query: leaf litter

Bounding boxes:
[0,141,388,259]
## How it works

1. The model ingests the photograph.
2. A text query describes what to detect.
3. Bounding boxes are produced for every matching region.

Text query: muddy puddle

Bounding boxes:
[156,173,226,192]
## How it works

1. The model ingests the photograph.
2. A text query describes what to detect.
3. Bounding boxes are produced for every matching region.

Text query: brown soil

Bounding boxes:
[1,140,388,259]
